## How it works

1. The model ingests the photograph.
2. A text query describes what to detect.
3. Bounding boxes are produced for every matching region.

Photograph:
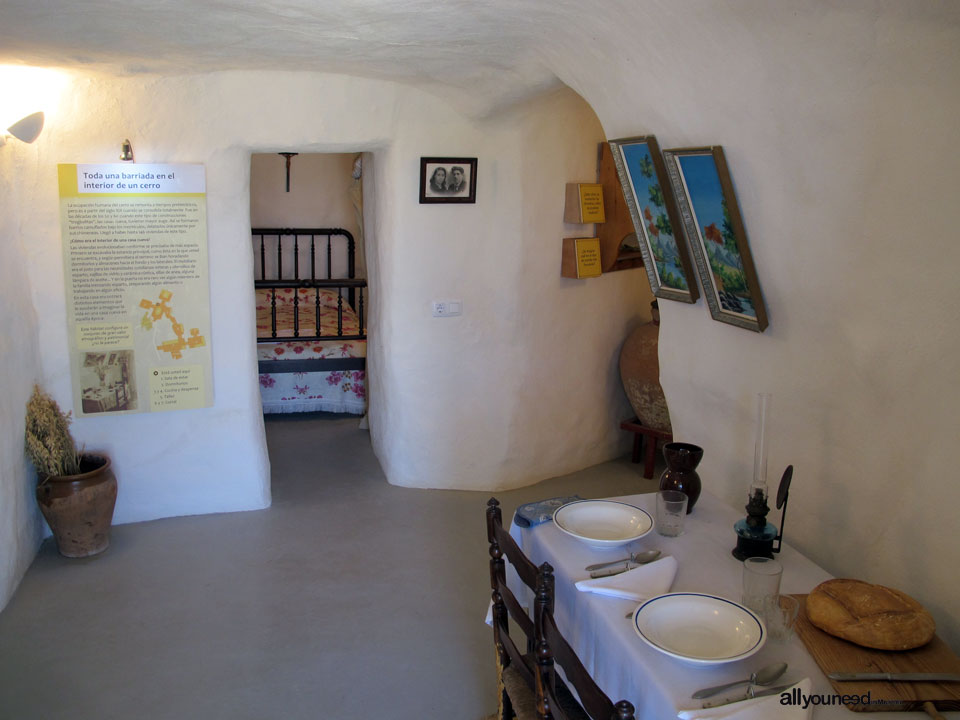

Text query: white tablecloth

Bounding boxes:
[506,491,958,719]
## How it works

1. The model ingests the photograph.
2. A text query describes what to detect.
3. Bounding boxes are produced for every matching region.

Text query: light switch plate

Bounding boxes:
[432,300,463,317]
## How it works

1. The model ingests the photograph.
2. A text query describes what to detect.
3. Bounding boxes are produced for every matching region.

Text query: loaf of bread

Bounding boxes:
[806,579,935,650]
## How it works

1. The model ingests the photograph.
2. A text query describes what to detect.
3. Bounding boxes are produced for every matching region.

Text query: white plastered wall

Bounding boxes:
[366,85,649,489]
[543,3,960,647]
[0,73,644,609]
[0,142,46,605]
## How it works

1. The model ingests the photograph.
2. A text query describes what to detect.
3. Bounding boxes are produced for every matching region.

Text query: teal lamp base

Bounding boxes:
[732,518,778,561]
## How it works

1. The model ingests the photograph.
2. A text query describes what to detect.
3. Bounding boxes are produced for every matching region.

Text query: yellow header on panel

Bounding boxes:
[57,163,206,198]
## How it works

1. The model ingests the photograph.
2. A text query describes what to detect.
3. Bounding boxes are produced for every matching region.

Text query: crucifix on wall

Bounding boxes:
[278,152,298,192]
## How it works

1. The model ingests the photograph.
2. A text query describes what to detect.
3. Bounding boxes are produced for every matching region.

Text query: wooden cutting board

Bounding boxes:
[793,594,960,712]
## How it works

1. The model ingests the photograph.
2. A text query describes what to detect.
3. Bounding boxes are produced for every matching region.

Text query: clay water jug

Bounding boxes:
[659,442,703,513]
[619,301,671,433]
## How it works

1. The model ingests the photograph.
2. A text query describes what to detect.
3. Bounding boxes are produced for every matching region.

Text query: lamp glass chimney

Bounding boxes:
[751,392,772,500]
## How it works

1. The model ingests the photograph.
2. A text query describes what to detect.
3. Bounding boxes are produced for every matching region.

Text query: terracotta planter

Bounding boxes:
[36,453,117,558]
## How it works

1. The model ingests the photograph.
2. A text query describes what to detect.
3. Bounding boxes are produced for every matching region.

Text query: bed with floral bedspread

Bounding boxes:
[256,287,366,414]
[253,227,367,415]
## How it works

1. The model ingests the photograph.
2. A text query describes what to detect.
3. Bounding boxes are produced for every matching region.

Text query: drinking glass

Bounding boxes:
[655,490,688,537]
[766,594,800,643]
[741,556,782,615]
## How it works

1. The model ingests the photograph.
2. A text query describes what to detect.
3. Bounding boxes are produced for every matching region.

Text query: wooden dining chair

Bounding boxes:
[534,563,637,720]
[487,499,626,720]
[487,497,540,720]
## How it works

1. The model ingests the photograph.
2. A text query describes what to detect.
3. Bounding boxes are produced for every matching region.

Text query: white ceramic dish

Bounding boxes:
[632,592,766,665]
[552,500,654,549]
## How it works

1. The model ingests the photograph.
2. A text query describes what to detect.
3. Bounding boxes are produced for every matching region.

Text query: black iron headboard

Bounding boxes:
[253,227,366,344]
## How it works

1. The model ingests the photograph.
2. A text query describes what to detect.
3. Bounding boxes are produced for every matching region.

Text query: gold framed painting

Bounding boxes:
[663,146,768,332]
[608,135,699,303]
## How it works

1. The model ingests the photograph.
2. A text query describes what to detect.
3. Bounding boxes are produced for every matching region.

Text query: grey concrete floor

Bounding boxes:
[0,413,660,719]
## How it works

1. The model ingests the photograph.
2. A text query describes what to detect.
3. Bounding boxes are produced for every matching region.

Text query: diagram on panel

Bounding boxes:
[139,289,206,359]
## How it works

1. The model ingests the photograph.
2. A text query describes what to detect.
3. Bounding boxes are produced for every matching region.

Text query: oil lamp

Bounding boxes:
[733,393,792,560]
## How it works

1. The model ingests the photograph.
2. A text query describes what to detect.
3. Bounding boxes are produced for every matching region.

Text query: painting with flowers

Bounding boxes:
[663,145,768,332]
[609,136,699,303]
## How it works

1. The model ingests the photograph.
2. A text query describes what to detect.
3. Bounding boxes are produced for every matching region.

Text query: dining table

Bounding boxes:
[504,490,959,720]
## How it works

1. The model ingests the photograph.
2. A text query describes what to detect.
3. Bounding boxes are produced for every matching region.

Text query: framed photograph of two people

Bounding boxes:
[419,157,478,204]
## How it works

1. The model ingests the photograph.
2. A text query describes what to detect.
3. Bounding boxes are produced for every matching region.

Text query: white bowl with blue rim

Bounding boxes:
[631,592,766,665]
[552,499,654,549]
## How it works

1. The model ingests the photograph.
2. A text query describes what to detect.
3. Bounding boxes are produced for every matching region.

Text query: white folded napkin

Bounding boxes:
[574,556,677,601]
[676,678,811,720]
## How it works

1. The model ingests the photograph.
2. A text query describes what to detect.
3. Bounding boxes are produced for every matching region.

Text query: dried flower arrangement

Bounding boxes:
[24,385,81,479]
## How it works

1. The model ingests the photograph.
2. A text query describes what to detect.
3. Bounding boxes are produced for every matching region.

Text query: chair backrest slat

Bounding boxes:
[498,579,534,639]
[492,514,539,590]
[534,562,636,720]
[487,498,539,693]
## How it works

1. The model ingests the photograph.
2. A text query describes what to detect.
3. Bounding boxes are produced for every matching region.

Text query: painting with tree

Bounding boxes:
[663,146,768,332]
[608,136,699,303]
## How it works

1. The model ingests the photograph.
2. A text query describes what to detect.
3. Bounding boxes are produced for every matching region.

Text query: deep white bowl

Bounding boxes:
[632,592,766,665]
[552,500,654,549]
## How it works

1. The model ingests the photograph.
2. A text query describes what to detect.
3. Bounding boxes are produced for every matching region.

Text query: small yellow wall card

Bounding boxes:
[575,237,603,277]
[561,237,603,279]
[565,183,606,223]
[578,184,605,223]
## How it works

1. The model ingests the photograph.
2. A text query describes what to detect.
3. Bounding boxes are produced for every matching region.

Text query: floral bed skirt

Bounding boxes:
[258,369,366,415]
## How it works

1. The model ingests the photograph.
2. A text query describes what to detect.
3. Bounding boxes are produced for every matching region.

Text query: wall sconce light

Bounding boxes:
[120,139,134,162]
[3,111,44,144]
[1,64,69,147]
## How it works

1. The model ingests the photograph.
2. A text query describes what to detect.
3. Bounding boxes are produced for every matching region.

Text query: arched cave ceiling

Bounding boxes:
[0,0,597,116]
[3,1,956,119]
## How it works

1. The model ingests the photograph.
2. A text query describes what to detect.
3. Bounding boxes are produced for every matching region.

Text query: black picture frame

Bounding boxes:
[419,157,477,204]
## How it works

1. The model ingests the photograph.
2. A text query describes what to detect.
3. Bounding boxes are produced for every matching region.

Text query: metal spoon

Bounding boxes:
[691,662,789,699]
[584,549,661,572]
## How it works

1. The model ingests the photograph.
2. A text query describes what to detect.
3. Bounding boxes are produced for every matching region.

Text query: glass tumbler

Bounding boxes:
[655,490,688,537]
[766,594,800,643]
[741,556,783,615]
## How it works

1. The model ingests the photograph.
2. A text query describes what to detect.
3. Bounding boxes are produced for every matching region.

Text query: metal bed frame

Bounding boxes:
[254,227,367,374]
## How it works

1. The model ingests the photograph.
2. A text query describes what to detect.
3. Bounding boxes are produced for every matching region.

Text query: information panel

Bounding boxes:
[58,163,213,415]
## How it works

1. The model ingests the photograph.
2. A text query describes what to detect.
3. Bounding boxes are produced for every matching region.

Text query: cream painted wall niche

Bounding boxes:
[250,152,362,270]
[249,151,368,341]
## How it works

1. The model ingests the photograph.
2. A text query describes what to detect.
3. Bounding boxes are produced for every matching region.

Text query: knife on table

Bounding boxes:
[828,672,960,683]
[701,682,798,709]
[589,563,638,579]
